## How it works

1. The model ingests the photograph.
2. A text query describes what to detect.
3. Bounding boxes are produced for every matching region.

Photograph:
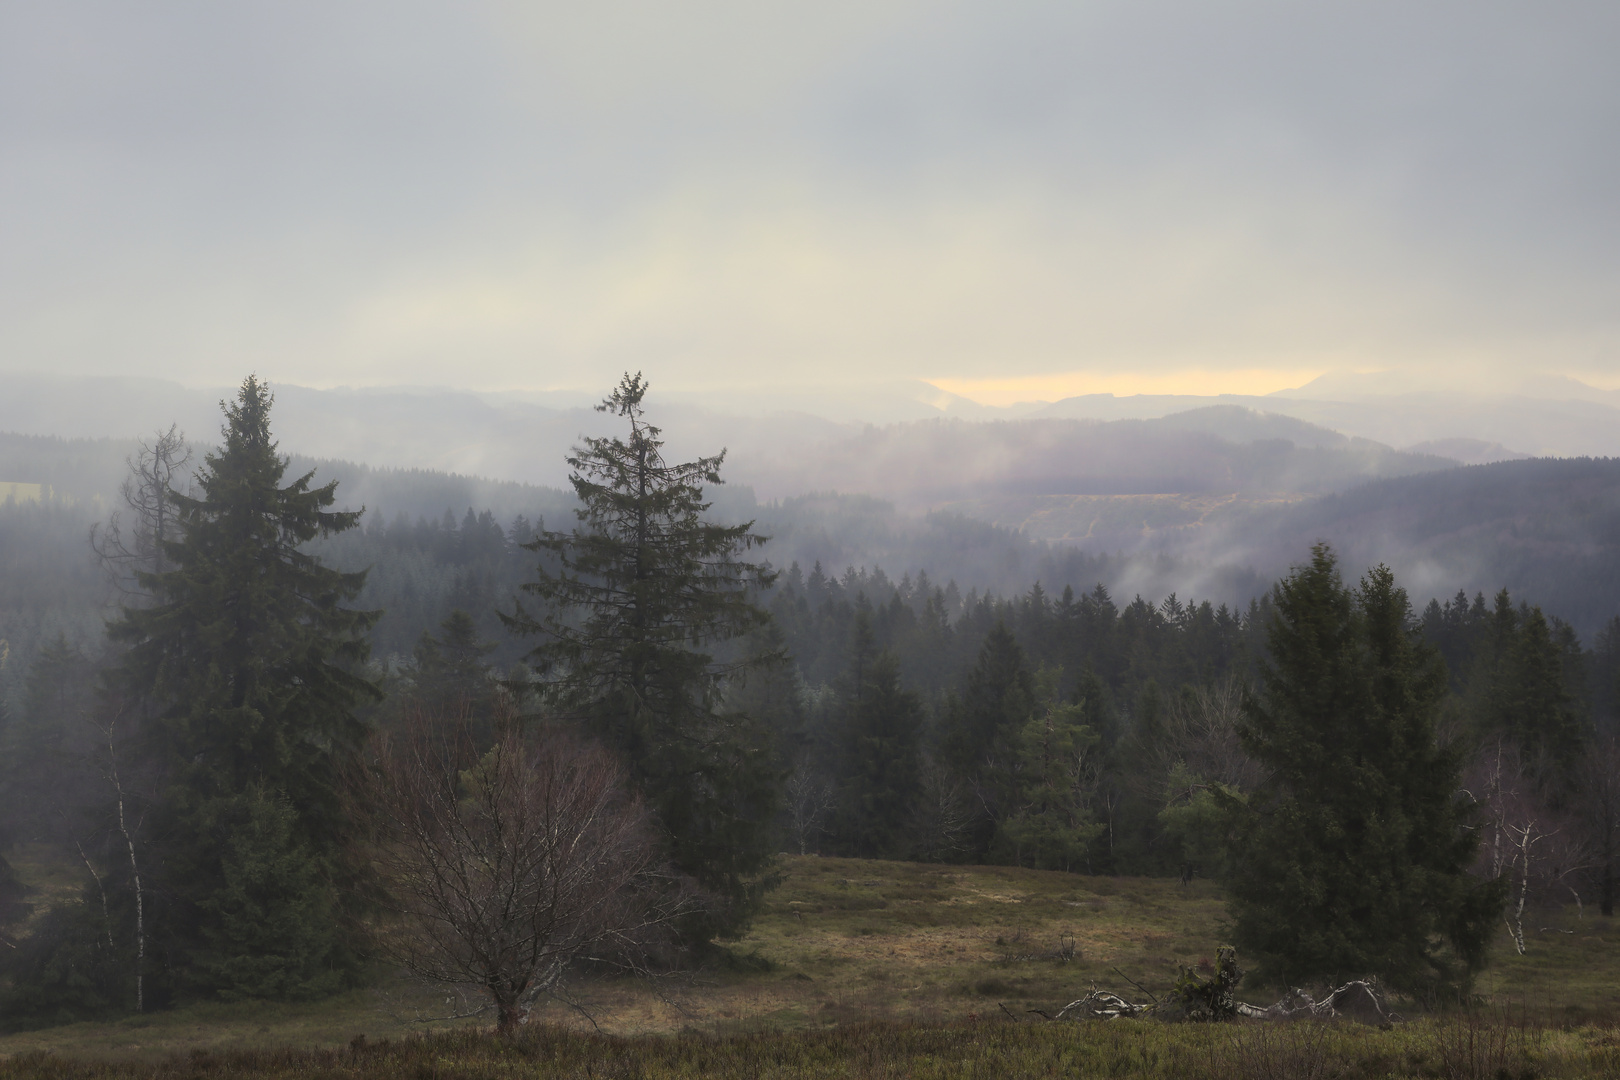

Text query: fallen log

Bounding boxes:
[1041,946,1397,1025]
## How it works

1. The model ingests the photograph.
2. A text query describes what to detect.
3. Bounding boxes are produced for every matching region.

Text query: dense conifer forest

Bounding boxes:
[2,393,1619,1027]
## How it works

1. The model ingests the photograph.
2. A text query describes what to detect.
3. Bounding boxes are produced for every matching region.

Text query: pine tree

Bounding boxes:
[412,609,497,718]
[1483,603,1586,785]
[1225,545,1503,995]
[0,636,97,848]
[193,786,340,1002]
[0,677,29,930]
[998,681,1102,871]
[831,614,922,858]
[503,373,782,933]
[942,621,1036,857]
[107,376,380,999]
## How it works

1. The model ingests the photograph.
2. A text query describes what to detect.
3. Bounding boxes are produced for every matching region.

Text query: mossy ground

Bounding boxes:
[1,854,1616,1069]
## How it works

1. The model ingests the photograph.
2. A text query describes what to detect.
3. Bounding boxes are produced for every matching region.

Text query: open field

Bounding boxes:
[2,855,1617,1071]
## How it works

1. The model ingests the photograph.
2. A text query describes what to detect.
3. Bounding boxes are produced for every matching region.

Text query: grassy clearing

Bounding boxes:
[3,1016,1620,1079]
[2,855,1616,1068]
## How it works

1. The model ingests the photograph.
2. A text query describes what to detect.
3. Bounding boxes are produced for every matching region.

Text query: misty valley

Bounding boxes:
[7,0,1620,1072]
[0,377,1618,1077]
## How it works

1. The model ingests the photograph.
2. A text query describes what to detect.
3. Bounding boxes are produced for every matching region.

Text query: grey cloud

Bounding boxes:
[0,1,1616,388]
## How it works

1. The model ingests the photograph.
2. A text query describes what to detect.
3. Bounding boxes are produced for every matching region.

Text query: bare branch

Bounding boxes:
[349,704,696,1035]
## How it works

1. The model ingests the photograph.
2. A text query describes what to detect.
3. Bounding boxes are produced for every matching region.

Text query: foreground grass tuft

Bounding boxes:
[2,1015,1618,1080]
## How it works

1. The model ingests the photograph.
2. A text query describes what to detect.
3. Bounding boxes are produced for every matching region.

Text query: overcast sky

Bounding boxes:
[2,1,1617,403]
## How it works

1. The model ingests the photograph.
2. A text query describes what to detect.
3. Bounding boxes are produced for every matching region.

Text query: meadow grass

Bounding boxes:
[2,855,1617,1075]
[2,1015,1619,1079]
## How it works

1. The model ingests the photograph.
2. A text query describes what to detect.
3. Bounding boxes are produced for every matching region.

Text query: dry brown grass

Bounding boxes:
[2,853,1615,1061]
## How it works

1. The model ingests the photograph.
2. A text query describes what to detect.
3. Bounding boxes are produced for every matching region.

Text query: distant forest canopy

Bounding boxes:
[6,424,1620,658]
[0,465,1264,715]
[3,426,1620,700]
[3,406,1620,952]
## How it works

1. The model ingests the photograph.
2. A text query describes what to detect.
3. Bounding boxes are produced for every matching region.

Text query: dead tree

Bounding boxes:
[96,710,146,1013]
[1046,947,1394,1025]
[353,713,685,1035]
[1464,741,1587,952]
[90,424,190,600]
[911,753,973,863]
[784,768,836,856]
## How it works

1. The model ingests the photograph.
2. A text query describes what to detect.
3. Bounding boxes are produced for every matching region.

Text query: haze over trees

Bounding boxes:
[2,374,1619,1025]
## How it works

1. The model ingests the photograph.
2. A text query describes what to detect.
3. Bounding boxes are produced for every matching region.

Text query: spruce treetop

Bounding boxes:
[503,372,783,932]
[110,374,380,810]
[1225,543,1502,995]
[103,374,381,1001]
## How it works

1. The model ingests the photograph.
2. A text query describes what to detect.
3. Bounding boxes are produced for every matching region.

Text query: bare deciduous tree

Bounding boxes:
[1159,677,1263,794]
[1464,741,1587,953]
[353,714,684,1034]
[91,424,191,599]
[911,753,973,863]
[784,768,835,856]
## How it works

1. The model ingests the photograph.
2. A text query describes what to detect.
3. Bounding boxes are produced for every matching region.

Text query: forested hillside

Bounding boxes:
[947,456,1620,640]
[3,389,1620,1029]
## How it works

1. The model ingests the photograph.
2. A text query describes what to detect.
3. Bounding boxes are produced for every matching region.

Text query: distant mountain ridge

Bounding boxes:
[953,456,1620,638]
[1033,388,1615,459]
[3,371,1617,487]
[0,373,1459,501]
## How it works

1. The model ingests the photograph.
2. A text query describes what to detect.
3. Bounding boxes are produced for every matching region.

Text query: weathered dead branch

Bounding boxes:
[1040,946,1397,1025]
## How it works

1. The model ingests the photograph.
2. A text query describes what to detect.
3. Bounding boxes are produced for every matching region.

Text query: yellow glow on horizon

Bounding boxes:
[927,367,1330,407]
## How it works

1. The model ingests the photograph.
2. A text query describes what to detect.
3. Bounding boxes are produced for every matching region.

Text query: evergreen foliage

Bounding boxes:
[1484,600,1586,782]
[0,899,129,1024]
[1421,588,1590,788]
[192,787,341,1002]
[942,622,1037,859]
[1224,545,1504,995]
[10,397,1620,1014]
[0,635,95,848]
[411,609,498,717]
[105,376,380,1000]
[996,672,1103,872]
[503,374,782,932]
[830,614,922,859]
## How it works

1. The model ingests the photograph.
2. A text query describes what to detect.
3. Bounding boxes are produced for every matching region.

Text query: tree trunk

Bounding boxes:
[108,719,145,1012]
[494,993,523,1037]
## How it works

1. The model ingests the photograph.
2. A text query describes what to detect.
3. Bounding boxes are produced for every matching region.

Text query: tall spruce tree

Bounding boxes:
[942,621,1036,858]
[831,613,923,858]
[107,376,379,1001]
[503,373,782,934]
[412,609,498,717]
[1481,599,1586,785]
[0,663,29,929]
[997,669,1102,872]
[1225,545,1503,996]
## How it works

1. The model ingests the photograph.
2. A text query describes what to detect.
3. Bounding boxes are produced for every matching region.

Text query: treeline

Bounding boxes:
[759,557,1619,896]
[5,453,1618,899]
[2,380,1619,1028]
